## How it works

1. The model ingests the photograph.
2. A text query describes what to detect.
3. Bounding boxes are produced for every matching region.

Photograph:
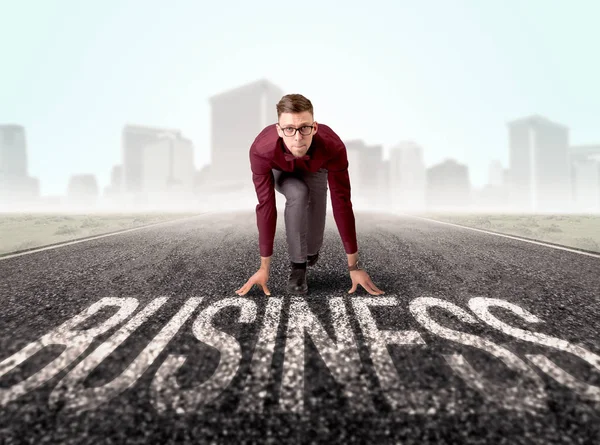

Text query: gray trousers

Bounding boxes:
[272,168,328,263]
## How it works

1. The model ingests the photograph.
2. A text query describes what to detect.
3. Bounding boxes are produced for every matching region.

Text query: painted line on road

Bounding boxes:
[406,214,600,259]
[0,212,215,261]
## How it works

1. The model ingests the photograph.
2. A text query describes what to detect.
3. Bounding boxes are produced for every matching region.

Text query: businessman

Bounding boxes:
[235,93,384,296]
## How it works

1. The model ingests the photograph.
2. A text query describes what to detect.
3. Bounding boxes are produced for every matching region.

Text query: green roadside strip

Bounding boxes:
[0,212,204,257]
[416,213,600,254]
[2,212,598,258]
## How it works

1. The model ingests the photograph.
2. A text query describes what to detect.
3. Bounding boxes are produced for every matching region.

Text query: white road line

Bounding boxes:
[406,214,600,259]
[0,212,214,261]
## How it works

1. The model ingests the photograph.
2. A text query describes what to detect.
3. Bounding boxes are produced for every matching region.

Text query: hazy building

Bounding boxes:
[389,141,426,212]
[570,144,600,212]
[122,124,181,194]
[344,139,385,208]
[345,139,366,191]
[474,184,509,211]
[111,165,123,192]
[194,164,211,191]
[142,134,195,205]
[121,125,194,207]
[365,143,384,193]
[426,158,471,210]
[570,144,600,160]
[0,125,27,178]
[503,168,510,186]
[488,160,504,187]
[67,174,99,209]
[472,159,509,211]
[380,158,390,209]
[208,78,284,189]
[105,165,123,194]
[0,124,39,208]
[507,115,570,212]
[571,159,600,212]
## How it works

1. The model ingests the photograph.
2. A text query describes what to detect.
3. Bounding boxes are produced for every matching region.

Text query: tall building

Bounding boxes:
[0,124,39,208]
[208,78,284,188]
[507,115,570,212]
[0,125,27,178]
[143,134,195,204]
[389,141,426,211]
[488,160,504,187]
[344,139,385,208]
[122,125,178,194]
[121,125,194,206]
[426,158,471,210]
[103,164,123,197]
[67,174,99,209]
[570,144,600,212]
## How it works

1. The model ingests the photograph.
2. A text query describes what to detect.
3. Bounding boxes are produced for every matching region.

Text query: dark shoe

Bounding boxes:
[287,266,308,294]
[307,251,319,267]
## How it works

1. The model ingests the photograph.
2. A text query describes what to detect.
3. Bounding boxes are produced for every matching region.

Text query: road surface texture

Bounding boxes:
[1,211,599,444]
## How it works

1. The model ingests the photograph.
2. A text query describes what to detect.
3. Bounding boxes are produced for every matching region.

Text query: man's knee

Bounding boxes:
[283,181,309,205]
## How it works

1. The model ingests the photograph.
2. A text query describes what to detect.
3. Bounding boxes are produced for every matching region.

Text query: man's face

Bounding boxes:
[276,111,318,157]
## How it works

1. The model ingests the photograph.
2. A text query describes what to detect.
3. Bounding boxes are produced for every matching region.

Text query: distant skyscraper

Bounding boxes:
[344,139,384,208]
[345,139,366,193]
[121,125,194,206]
[67,174,99,209]
[0,124,39,208]
[208,78,284,187]
[102,164,123,205]
[122,124,179,194]
[570,144,600,160]
[0,125,27,178]
[426,159,471,210]
[570,144,600,212]
[143,134,194,198]
[488,160,504,187]
[389,141,426,211]
[109,165,123,193]
[380,158,390,209]
[507,115,570,212]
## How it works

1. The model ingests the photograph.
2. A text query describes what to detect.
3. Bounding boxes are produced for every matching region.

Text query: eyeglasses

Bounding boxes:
[277,124,315,137]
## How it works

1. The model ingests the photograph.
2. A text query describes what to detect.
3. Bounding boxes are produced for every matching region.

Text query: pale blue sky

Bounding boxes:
[1,0,598,196]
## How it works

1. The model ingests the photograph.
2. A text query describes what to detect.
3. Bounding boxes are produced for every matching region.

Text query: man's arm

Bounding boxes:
[250,150,277,258]
[326,146,358,261]
[235,148,276,297]
[327,153,383,295]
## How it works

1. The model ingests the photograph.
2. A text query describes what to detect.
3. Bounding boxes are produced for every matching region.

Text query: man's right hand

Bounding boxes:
[235,267,271,296]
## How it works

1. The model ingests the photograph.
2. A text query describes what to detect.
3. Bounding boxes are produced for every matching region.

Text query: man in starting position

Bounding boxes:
[235,93,384,296]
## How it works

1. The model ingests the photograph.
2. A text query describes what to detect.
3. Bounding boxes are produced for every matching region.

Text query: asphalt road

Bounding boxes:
[1,211,599,444]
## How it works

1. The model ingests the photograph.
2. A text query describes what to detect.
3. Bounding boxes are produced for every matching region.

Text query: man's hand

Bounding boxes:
[235,267,271,296]
[348,269,385,295]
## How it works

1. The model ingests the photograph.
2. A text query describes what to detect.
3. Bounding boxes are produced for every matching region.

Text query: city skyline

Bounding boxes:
[0,97,594,202]
[1,0,599,197]
[2,78,600,214]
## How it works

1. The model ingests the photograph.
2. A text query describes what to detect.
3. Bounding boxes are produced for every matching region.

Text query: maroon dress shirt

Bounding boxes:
[249,123,358,258]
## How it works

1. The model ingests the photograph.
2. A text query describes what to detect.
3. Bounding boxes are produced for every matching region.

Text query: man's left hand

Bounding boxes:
[348,269,385,295]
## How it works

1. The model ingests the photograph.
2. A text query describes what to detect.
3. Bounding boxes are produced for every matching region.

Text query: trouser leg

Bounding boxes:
[302,168,328,256]
[272,168,328,263]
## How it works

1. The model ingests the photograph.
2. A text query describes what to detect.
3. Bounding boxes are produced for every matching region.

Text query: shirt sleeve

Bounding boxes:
[250,148,277,257]
[326,145,358,254]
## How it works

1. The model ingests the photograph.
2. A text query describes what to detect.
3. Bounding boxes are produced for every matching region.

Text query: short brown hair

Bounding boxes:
[276,94,313,119]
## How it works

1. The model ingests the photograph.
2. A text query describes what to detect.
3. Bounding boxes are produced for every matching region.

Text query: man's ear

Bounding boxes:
[275,123,282,137]
[313,121,318,135]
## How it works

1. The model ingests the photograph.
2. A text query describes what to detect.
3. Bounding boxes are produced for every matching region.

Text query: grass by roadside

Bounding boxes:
[2,211,598,257]
[414,213,600,253]
[0,212,202,256]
